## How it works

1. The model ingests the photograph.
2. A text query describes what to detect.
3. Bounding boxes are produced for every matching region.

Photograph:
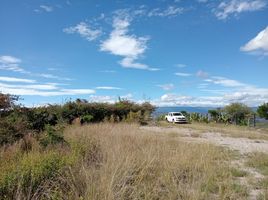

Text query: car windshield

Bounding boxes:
[173,113,182,116]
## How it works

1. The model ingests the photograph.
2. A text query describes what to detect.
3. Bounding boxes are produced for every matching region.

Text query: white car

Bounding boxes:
[165,112,187,123]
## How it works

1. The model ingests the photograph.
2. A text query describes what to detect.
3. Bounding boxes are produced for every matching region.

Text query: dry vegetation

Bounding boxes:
[0,123,253,199]
[158,121,268,141]
[2,120,268,200]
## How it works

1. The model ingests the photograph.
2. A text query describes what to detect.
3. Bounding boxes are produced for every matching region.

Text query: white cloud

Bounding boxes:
[40,5,53,12]
[37,73,72,81]
[0,55,25,73]
[215,0,266,20]
[148,6,184,17]
[100,16,158,71]
[0,76,36,83]
[175,72,192,77]
[152,87,268,107]
[89,93,132,103]
[0,55,71,81]
[0,82,58,90]
[96,86,122,90]
[0,55,21,64]
[0,82,95,96]
[64,22,102,41]
[205,76,247,87]
[157,83,175,91]
[240,26,268,55]
[89,95,116,103]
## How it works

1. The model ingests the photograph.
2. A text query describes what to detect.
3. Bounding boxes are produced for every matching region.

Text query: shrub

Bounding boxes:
[190,112,201,122]
[80,114,93,124]
[208,109,221,122]
[39,125,66,148]
[224,103,252,125]
[257,103,268,120]
[0,120,25,146]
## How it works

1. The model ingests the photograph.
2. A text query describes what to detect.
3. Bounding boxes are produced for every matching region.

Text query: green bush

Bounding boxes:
[81,114,94,124]
[224,103,252,125]
[257,103,268,120]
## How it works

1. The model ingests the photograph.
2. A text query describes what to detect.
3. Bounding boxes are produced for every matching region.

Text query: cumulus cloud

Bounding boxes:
[157,83,175,91]
[240,26,268,55]
[215,0,266,20]
[64,22,102,41]
[100,16,158,71]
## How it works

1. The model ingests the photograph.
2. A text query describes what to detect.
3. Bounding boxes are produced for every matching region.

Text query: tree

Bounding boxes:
[224,103,252,125]
[0,93,19,111]
[257,103,268,120]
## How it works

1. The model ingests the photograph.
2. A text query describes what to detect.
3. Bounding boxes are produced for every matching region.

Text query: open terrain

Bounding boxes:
[1,122,268,199]
[142,122,268,199]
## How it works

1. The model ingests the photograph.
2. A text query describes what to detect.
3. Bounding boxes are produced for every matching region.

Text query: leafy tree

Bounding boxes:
[224,103,252,125]
[257,103,268,120]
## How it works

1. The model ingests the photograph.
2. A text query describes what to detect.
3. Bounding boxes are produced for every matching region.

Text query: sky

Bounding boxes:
[0,0,268,107]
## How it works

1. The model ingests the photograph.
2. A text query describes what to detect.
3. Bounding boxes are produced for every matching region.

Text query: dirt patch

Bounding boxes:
[141,126,268,154]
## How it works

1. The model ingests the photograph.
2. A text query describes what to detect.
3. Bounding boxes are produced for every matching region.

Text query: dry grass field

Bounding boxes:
[1,122,268,199]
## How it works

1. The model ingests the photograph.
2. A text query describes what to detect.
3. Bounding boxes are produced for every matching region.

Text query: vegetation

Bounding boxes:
[0,93,155,146]
[0,123,249,199]
[1,92,267,199]
[223,103,252,125]
[257,103,268,120]
[246,152,268,176]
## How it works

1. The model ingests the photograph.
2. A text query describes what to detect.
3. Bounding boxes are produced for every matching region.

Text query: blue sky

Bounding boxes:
[0,0,268,107]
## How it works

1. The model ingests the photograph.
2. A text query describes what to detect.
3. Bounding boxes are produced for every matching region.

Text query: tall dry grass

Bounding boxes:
[61,123,247,200]
[0,123,249,199]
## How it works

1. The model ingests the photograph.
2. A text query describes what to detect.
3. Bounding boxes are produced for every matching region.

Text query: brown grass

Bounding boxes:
[158,121,268,140]
[62,123,248,199]
[0,123,251,199]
